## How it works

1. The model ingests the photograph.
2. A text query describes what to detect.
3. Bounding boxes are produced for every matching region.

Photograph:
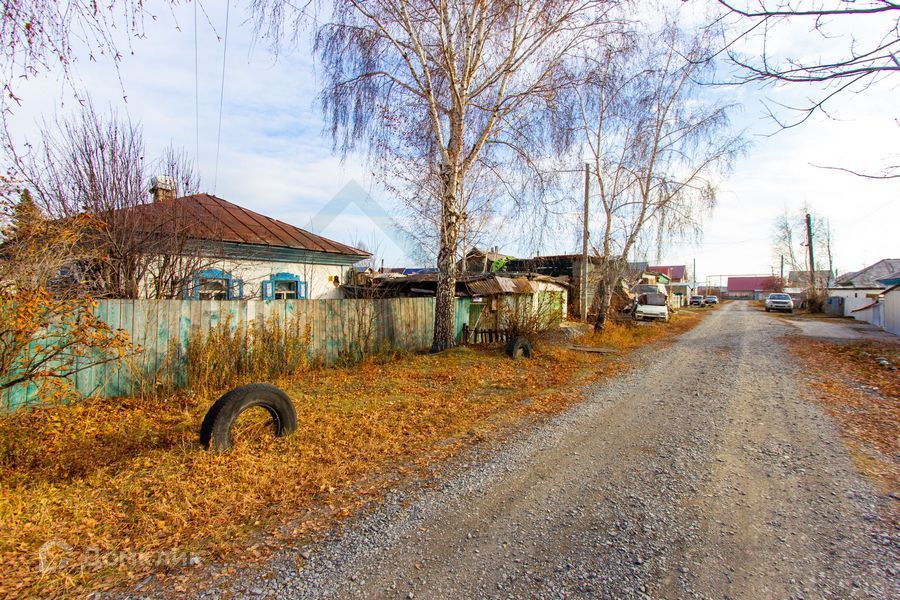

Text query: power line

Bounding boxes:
[213,0,231,193]
[843,198,897,227]
[193,0,201,175]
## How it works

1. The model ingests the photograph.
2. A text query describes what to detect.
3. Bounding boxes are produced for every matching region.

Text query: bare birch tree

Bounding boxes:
[772,210,802,273]
[252,0,621,351]
[715,1,899,179]
[0,1,181,106]
[556,21,744,329]
[771,207,835,281]
[716,1,899,96]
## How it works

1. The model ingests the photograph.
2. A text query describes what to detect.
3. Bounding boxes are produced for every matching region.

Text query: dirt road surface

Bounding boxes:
[187,302,897,599]
[781,316,899,343]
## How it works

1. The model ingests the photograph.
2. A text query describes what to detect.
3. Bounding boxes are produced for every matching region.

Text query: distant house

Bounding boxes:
[726,275,777,300]
[648,264,691,305]
[876,270,900,287]
[501,254,596,318]
[828,258,900,317]
[833,258,900,288]
[648,264,688,283]
[787,270,832,288]
[126,180,370,300]
[501,254,654,319]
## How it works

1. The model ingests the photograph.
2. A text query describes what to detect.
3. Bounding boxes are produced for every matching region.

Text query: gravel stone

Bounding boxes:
[129,302,897,599]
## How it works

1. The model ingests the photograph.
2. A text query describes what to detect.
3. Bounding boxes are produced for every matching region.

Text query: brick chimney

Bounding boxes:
[149,175,177,203]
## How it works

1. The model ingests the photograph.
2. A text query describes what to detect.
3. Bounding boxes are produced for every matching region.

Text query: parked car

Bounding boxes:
[689,295,706,307]
[705,295,719,305]
[634,293,670,322]
[765,293,794,313]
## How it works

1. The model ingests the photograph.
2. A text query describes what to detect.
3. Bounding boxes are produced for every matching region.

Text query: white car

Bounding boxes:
[634,292,670,321]
[765,293,794,313]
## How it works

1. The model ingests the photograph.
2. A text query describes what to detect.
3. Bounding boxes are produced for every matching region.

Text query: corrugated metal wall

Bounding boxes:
[3,297,471,411]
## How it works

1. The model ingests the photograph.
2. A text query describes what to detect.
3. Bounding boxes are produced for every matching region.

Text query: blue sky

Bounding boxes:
[5,1,897,284]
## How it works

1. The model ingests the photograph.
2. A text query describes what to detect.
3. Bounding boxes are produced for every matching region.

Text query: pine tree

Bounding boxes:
[9,189,43,240]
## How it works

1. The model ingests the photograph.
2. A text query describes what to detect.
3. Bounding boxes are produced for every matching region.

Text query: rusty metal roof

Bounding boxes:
[465,276,533,296]
[127,194,369,257]
[370,273,539,297]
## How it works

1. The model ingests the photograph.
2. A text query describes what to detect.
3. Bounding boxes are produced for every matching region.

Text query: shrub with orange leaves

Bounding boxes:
[0,288,134,409]
[0,182,135,410]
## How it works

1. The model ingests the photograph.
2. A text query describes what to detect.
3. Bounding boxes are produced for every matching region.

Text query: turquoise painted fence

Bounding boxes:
[3,296,471,412]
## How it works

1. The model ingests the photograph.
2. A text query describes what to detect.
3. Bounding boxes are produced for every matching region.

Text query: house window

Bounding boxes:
[262,273,308,300]
[275,280,299,299]
[199,277,228,301]
[186,268,243,300]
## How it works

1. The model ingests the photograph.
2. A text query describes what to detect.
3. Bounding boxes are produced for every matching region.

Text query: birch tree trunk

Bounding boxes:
[432,118,464,352]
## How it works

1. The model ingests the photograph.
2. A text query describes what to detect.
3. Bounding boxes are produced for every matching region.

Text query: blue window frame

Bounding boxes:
[185,268,243,300]
[262,272,307,300]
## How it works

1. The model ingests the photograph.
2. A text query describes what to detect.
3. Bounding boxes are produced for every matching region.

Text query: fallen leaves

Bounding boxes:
[0,312,703,597]
[786,336,899,495]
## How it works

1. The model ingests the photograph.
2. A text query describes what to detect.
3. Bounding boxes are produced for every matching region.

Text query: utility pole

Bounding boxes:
[693,258,697,296]
[780,254,784,284]
[582,162,590,320]
[805,213,816,290]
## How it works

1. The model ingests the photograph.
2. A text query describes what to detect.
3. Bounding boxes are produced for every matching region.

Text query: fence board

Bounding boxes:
[3,296,471,411]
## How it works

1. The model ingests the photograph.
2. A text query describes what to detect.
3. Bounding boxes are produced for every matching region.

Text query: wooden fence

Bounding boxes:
[461,324,513,345]
[3,297,471,411]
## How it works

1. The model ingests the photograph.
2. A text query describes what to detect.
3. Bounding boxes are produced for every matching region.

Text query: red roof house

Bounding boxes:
[648,265,687,282]
[726,276,779,299]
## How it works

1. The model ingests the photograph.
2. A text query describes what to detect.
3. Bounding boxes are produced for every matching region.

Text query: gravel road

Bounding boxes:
[781,316,899,343]
[185,302,898,599]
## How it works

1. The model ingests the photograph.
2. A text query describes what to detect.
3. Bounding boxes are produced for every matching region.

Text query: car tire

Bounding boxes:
[199,383,298,453]
[505,336,533,360]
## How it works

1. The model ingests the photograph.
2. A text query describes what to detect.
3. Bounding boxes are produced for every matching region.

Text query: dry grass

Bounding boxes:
[0,312,702,598]
[786,337,899,495]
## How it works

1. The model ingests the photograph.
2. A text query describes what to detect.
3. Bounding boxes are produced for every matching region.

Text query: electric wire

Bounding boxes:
[213,0,231,193]
[193,0,201,175]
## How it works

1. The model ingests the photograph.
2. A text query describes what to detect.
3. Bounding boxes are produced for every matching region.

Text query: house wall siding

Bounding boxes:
[884,289,900,336]
[853,304,884,328]
[827,288,884,318]
[196,258,348,300]
[531,280,569,319]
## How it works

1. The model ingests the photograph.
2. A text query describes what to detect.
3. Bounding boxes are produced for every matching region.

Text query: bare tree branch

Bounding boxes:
[253,0,623,351]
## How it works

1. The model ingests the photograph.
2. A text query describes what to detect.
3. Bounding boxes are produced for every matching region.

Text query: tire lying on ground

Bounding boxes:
[505,336,533,360]
[199,383,298,453]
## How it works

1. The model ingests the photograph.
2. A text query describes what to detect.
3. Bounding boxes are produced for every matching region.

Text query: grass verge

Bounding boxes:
[785,336,899,496]
[1,312,703,597]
